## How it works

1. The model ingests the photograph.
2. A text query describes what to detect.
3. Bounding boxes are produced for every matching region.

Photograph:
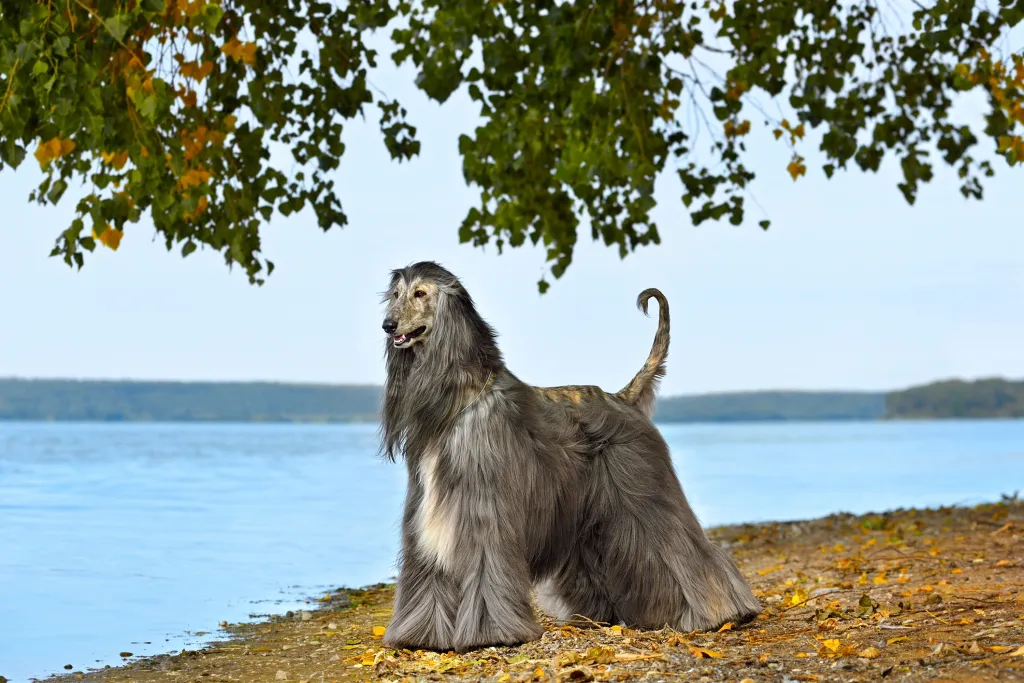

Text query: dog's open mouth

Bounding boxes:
[393,326,426,347]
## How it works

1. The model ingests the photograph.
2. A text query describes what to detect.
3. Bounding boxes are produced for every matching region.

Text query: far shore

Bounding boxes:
[4,376,1023,423]
[41,497,1024,683]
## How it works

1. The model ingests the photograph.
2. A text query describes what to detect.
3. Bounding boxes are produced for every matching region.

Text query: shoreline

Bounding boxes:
[39,498,1024,683]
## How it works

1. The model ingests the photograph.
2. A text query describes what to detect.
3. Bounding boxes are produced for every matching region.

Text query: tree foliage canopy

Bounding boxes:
[1,0,1022,289]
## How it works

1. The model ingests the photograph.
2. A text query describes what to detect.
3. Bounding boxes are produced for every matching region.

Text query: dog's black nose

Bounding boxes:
[382,318,398,335]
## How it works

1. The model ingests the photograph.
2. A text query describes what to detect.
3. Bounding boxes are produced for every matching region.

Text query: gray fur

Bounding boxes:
[379,262,761,653]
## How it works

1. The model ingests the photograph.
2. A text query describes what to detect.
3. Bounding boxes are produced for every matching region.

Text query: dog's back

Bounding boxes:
[533,287,670,419]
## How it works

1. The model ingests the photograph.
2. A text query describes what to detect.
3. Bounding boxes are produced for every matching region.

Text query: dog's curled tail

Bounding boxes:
[617,288,670,418]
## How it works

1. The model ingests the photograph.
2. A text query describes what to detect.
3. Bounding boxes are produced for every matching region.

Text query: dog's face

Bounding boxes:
[382,275,439,349]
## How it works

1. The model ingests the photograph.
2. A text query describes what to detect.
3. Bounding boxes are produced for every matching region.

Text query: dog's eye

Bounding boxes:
[392,291,398,298]
[414,290,426,298]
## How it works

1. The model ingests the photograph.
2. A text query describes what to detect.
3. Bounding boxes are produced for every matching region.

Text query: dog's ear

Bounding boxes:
[381,333,415,461]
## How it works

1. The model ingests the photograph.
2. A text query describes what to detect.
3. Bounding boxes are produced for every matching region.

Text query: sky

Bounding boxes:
[2,43,1023,397]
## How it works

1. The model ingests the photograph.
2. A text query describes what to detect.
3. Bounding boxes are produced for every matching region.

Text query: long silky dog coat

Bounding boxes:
[379,262,761,653]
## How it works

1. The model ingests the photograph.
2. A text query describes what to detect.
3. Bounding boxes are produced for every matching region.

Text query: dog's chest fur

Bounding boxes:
[414,444,457,571]
[412,392,494,571]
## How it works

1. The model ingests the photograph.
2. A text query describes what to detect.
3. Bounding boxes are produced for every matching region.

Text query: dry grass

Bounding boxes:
[48,497,1024,683]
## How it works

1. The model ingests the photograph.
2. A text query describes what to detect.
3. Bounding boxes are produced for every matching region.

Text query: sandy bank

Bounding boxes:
[44,498,1024,683]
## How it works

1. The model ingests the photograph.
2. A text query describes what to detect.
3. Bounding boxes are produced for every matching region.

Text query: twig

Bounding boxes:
[0,59,20,113]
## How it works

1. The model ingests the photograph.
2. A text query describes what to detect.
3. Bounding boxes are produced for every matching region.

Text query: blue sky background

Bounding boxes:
[2,42,1022,397]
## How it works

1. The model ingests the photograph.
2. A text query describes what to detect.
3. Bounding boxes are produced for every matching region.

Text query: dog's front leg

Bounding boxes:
[383,473,459,651]
[450,497,543,652]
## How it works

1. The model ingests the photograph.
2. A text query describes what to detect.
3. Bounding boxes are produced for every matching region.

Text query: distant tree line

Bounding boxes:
[0,377,1018,424]
[885,378,1024,419]
[0,379,381,423]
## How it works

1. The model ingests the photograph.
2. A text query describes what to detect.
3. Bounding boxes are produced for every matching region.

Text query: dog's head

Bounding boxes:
[381,261,457,350]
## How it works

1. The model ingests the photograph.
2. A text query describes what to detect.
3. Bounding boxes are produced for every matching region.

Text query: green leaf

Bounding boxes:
[47,180,68,205]
[105,14,132,44]
[202,3,224,32]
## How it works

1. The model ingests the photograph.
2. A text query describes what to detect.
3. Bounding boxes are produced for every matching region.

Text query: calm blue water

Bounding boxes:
[1,420,1022,682]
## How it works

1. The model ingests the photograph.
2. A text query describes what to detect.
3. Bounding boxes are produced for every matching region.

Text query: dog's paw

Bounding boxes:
[382,618,455,652]
[452,618,544,653]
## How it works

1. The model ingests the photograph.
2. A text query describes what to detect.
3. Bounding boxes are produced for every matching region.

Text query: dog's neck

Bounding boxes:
[381,345,501,464]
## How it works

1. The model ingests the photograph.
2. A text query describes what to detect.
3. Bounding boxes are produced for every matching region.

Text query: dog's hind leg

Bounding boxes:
[584,431,761,632]
[536,529,618,627]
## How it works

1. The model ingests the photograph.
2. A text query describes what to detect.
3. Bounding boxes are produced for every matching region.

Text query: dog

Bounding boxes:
[378,261,761,653]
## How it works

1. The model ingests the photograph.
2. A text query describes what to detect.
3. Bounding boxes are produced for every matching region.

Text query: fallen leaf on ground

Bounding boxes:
[858,646,881,659]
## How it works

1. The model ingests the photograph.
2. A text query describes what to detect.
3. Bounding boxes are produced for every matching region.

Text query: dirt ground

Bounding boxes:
[46,496,1024,683]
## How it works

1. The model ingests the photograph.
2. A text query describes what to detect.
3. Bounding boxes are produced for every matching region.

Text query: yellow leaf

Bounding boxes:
[873,572,888,585]
[786,155,806,181]
[1009,645,1024,657]
[221,37,242,60]
[610,624,623,634]
[990,645,1013,653]
[795,652,808,658]
[94,225,124,251]
[372,626,386,638]
[178,168,212,189]
[793,123,806,139]
[995,559,1012,567]
[238,42,257,65]
[858,646,880,659]
[224,114,238,131]
[688,645,724,659]
[222,37,258,65]
[60,138,76,156]
[887,636,908,645]
[790,587,808,605]
[497,675,511,682]
[34,142,53,168]
[822,639,840,652]
[717,622,733,632]
[101,151,130,170]
[772,128,783,140]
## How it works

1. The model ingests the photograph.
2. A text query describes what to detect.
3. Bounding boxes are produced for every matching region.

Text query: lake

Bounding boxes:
[1,420,1022,682]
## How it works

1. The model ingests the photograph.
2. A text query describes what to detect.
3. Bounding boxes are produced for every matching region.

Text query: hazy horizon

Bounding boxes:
[0,374,1019,398]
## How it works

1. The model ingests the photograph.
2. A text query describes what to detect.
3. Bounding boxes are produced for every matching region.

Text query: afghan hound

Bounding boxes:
[379,261,761,653]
